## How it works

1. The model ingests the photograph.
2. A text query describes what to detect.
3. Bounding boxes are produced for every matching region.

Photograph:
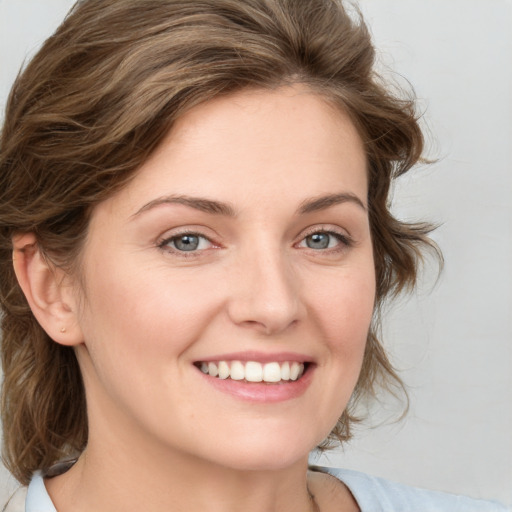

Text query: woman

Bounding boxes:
[0,0,507,511]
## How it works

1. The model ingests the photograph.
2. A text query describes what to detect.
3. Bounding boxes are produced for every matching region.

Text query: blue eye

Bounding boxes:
[306,232,331,249]
[161,233,212,252]
[300,231,349,250]
[173,234,200,251]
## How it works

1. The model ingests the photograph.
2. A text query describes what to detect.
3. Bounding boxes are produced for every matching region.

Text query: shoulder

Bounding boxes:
[317,466,510,512]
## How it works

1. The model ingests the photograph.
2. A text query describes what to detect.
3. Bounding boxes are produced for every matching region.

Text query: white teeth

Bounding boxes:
[218,361,230,379]
[208,362,218,377]
[230,361,245,380]
[198,360,306,383]
[245,361,263,382]
[263,362,281,383]
[281,361,290,380]
[290,362,301,381]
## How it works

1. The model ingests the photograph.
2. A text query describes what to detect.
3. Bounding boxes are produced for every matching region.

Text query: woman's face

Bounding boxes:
[73,86,375,471]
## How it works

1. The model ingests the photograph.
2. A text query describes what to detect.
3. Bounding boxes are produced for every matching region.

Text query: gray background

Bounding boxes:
[1,0,511,506]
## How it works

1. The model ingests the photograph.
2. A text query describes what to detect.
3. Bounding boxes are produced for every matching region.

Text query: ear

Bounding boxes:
[12,233,83,346]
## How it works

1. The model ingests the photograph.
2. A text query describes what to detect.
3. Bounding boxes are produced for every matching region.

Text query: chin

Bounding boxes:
[217,449,308,473]
[198,429,321,473]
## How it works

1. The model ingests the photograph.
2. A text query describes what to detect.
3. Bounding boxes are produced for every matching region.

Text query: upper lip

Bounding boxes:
[194,351,315,364]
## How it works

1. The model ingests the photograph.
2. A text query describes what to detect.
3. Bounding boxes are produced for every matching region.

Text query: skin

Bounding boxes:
[15,85,372,511]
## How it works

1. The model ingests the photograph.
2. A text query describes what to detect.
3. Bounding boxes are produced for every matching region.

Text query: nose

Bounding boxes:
[226,244,302,336]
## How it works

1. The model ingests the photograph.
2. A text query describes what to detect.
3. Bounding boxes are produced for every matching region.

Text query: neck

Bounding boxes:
[45,369,322,512]
[45,437,315,512]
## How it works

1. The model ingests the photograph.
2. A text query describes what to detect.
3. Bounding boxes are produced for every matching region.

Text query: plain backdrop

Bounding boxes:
[1,0,511,506]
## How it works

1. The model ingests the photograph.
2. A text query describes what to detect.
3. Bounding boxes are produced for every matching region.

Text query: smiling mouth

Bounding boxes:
[195,360,307,383]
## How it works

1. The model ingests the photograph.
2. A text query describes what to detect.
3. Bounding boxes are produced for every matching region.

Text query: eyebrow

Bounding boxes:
[132,195,237,218]
[132,191,366,219]
[298,193,367,214]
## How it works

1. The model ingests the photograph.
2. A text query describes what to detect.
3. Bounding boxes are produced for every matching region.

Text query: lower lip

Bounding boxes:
[197,365,315,403]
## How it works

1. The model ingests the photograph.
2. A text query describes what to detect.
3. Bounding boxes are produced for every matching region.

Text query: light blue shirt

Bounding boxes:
[25,474,55,512]
[16,468,509,512]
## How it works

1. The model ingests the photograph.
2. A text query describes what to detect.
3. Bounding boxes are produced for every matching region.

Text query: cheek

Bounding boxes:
[313,264,376,353]
[75,264,221,426]
[78,261,222,366]
[303,264,375,439]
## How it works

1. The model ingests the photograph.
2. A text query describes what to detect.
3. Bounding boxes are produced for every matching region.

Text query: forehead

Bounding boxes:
[97,85,367,218]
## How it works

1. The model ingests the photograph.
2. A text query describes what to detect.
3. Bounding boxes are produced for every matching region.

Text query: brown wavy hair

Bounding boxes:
[0,0,438,485]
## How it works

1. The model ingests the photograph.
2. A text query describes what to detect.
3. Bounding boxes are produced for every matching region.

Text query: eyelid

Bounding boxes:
[156,224,219,244]
[157,228,219,256]
[299,225,352,241]
[295,225,354,251]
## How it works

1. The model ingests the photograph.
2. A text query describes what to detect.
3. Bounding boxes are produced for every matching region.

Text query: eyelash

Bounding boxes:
[297,227,353,253]
[157,231,215,257]
[157,227,353,257]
